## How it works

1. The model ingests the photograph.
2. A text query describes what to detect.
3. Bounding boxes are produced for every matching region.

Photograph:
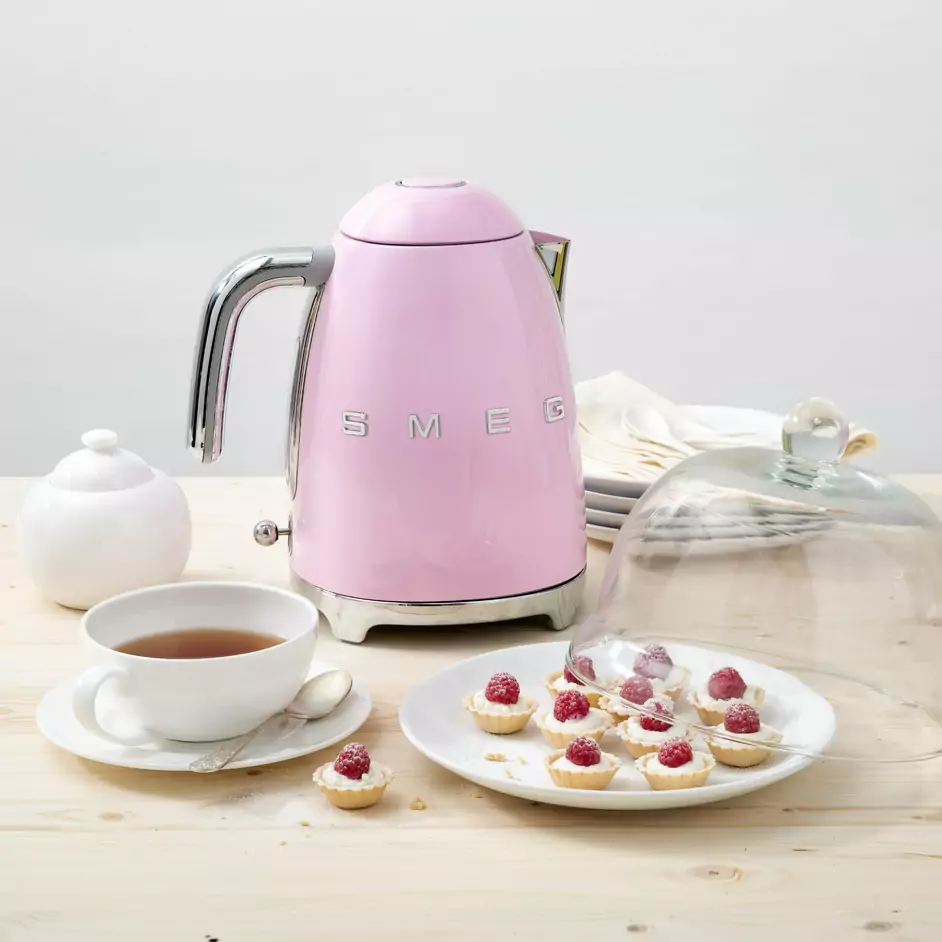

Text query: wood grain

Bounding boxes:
[2,477,941,942]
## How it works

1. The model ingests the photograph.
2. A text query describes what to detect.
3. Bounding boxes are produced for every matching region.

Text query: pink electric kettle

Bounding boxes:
[188,177,585,642]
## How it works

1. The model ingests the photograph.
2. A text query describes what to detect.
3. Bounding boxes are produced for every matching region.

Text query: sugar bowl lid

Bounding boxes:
[47,430,154,492]
[570,398,942,765]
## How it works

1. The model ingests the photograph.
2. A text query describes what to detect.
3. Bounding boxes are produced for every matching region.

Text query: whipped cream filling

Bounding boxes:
[601,692,673,716]
[639,752,712,776]
[551,673,589,695]
[542,707,609,733]
[693,682,763,712]
[622,715,689,744]
[648,665,689,695]
[320,764,387,790]
[551,754,616,772]
[708,723,782,749]
[470,691,534,716]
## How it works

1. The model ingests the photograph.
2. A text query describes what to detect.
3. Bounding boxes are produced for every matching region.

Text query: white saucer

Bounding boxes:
[399,640,834,810]
[586,507,628,529]
[585,490,637,514]
[36,659,372,772]
[586,522,620,544]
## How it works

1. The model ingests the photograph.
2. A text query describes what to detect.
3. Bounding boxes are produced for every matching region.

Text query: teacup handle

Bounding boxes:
[72,665,156,747]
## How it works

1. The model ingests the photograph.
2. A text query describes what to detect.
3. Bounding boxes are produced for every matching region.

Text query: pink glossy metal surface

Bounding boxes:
[290,231,585,603]
[339,179,524,246]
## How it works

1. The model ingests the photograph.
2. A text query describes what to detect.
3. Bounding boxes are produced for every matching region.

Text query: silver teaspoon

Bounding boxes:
[189,669,354,773]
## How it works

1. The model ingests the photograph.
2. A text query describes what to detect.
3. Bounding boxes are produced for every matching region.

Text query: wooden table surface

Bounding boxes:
[3,477,942,942]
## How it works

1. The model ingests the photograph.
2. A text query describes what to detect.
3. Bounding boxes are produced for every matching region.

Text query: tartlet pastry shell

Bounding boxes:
[635,752,716,791]
[688,687,766,727]
[545,749,621,790]
[534,710,612,748]
[654,666,690,701]
[463,694,538,734]
[312,764,393,810]
[615,720,694,759]
[543,671,604,707]
[707,727,782,768]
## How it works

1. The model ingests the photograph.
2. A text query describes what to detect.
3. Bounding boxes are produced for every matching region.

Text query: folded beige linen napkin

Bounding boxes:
[577,372,877,483]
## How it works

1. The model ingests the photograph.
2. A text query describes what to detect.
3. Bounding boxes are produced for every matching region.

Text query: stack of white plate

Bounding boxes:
[584,472,646,544]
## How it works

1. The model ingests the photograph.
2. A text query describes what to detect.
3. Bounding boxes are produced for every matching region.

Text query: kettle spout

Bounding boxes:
[530,231,570,321]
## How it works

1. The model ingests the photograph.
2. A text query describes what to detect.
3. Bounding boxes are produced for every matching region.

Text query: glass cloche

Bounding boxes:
[569,398,942,765]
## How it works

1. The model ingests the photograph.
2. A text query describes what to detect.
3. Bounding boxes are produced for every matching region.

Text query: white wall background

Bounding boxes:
[1,0,940,475]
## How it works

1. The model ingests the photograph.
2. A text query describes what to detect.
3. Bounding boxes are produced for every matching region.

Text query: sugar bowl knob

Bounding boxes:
[254,520,290,547]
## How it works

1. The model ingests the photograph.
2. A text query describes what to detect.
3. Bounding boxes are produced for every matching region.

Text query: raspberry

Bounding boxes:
[553,689,591,723]
[707,666,747,701]
[564,736,602,767]
[639,698,674,732]
[657,737,693,768]
[563,655,596,685]
[484,671,520,705]
[724,702,761,734]
[619,675,654,705]
[633,643,673,680]
[333,742,371,779]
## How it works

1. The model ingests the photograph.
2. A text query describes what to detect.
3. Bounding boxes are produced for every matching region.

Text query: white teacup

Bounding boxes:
[73,582,318,744]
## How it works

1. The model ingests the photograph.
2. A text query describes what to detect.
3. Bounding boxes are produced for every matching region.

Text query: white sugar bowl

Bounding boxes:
[17,429,192,609]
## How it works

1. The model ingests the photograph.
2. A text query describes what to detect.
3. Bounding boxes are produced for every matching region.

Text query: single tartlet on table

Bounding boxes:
[535,689,613,747]
[615,697,694,759]
[706,702,783,768]
[464,672,538,734]
[635,736,716,791]
[545,735,621,790]
[544,654,605,706]
[688,666,766,726]
[312,743,393,810]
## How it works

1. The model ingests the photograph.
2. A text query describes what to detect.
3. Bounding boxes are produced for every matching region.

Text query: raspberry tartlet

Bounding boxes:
[463,672,538,735]
[615,697,694,759]
[545,736,621,790]
[312,743,393,810]
[630,643,690,700]
[706,702,783,768]
[544,655,605,706]
[635,737,716,791]
[599,675,673,723]
[687,666,766,726]
[535,689,613,748]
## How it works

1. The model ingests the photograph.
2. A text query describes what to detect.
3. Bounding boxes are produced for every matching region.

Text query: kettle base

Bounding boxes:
[292,570,586,644]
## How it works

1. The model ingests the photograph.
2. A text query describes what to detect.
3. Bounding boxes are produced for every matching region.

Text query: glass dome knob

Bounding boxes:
[781,398,849,463]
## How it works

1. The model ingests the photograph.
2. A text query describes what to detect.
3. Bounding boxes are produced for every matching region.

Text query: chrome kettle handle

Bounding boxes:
[188,246,335,463]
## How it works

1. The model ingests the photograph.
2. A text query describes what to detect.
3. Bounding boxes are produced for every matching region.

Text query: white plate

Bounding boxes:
[36,659,372,772]
[583,471,648,498]
[585,490,637,514]
[399,641,834,810]
[680,404,781,441]
[582,405,784,495]
[586,522,620,544]
[586,507,628,529]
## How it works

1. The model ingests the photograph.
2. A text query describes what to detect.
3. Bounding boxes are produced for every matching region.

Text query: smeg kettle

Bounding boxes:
[188,177,586,642]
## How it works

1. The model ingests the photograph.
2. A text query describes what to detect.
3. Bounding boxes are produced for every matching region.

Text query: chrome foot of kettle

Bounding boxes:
[291,570,586,644]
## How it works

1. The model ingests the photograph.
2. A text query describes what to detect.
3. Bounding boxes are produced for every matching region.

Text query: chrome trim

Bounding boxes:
[253,519,290,547]
[287,285,327,494]
[394,180,467,189]
[530,231,570,326]
[189,246,335,464]
[291,568,586,643]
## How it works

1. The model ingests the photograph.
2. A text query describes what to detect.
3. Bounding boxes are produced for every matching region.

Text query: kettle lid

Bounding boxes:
[339,177,525,246]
